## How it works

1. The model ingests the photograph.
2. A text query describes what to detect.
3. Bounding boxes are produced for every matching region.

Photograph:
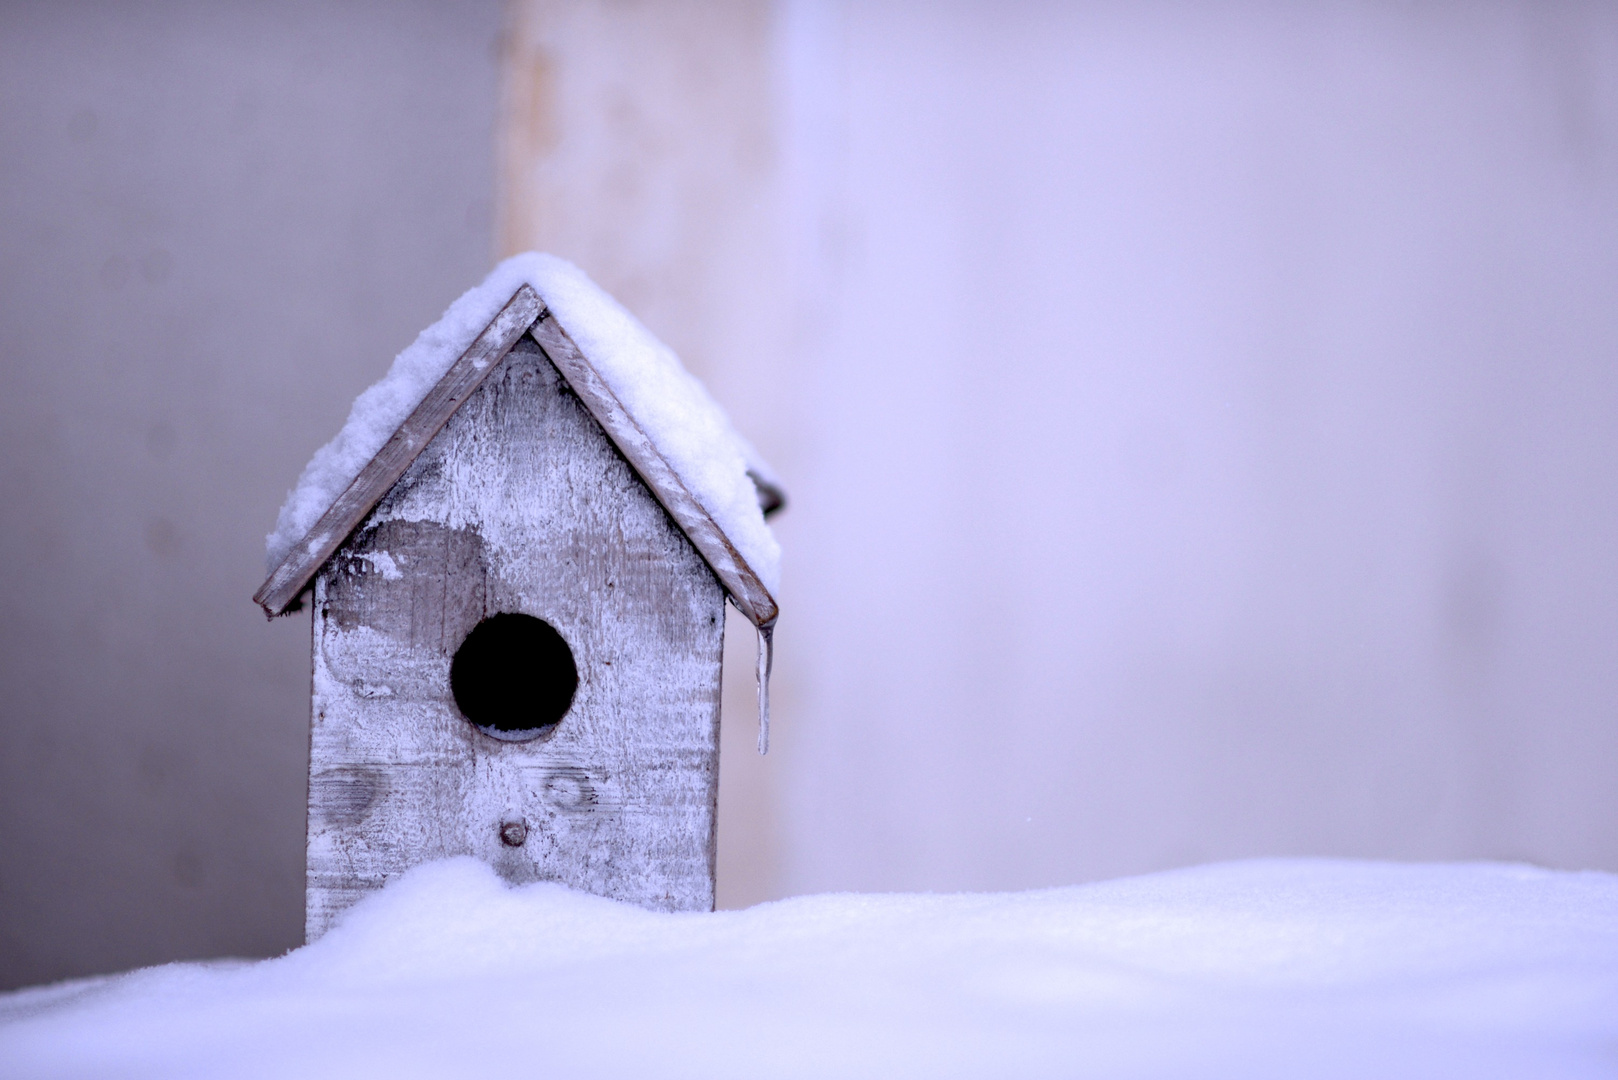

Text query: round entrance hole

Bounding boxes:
[450,613,578,741]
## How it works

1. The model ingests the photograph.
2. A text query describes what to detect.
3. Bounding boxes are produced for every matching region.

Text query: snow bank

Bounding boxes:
[3,859,1615,1079]
[266,253,781,595]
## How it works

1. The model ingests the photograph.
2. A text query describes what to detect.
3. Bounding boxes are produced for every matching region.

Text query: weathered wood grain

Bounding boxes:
[255,285,543,617]
[306,337,725,940]
[528,312,779,631]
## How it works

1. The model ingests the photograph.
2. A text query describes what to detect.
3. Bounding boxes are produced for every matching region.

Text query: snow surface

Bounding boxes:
[266,253,781,596]
[2,859,1615,1079]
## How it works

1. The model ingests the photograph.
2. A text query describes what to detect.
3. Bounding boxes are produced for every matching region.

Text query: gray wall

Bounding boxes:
[0,0,501,989]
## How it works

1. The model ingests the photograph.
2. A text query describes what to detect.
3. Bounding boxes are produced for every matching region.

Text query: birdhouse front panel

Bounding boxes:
[305,334,726,940]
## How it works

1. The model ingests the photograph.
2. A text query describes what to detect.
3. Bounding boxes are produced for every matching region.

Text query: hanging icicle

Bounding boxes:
[756,621,775,755]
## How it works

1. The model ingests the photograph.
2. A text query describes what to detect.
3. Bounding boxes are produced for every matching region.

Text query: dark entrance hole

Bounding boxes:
[451,613,578,741]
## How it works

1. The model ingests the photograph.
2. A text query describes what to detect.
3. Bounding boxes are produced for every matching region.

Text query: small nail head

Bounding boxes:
[499,820,528,847]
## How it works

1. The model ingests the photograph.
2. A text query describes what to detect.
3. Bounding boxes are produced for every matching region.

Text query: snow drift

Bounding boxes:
[2,858,1615,1079]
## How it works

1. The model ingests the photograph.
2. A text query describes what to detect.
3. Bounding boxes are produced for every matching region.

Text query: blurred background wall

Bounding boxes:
[0,0,504,989]
[775,0,1618,895]
[3,0,1616,990]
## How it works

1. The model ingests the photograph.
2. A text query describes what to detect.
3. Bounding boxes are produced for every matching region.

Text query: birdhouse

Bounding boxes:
[254,255,783,940]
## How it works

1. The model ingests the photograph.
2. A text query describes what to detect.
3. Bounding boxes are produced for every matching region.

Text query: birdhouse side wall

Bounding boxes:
[306,336,725,940]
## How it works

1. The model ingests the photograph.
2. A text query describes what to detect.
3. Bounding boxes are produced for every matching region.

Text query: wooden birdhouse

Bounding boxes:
[254,257,783,940]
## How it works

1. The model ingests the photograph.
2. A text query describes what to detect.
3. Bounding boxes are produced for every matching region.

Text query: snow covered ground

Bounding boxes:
[1,858,1614,1079]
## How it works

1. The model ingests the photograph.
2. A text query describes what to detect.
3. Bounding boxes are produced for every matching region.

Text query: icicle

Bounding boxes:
[756,621,775,755]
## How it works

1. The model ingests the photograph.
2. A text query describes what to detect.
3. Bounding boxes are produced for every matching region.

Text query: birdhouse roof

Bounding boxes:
[254,254,782,629]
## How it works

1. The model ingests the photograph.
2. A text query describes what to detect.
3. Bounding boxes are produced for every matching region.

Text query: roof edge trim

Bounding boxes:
[252,285,543,616]
[527,311,779,630]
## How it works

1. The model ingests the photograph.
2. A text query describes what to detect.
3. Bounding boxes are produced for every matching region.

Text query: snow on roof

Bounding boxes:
[265,253,781,597]
[3,857,1615,1076]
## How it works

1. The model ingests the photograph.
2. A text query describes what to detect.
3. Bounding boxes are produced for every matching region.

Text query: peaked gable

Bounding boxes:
[254,282,779,629]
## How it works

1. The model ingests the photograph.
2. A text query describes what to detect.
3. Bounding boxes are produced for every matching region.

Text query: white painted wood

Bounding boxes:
[306,335,725,940]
